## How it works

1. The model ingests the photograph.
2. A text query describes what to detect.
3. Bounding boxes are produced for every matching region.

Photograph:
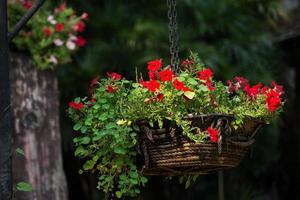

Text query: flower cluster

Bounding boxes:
[68,52,285,198]
[9,1,88,69]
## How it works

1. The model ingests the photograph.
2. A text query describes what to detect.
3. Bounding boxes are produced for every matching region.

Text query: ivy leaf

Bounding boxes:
[184,91,195,99]
[16,182,32,192]
[199,85,209,92]
[81,137,90,144]
[116,191,122,198]
[16,148,25,156]
[187,78,198,85]
[73,123,81,131]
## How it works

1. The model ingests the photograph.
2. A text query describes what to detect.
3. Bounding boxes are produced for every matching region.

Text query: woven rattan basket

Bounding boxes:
[137,114,263,176]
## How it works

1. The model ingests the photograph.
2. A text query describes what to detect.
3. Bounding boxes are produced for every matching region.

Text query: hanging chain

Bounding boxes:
[167,0,180,73]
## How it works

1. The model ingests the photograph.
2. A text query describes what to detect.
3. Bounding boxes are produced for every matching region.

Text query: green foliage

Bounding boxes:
[68,52,284,198]
[16,182,33,192]
[8,1,87,69]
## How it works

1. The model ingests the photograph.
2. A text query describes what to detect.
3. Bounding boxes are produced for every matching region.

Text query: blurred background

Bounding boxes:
[8,0,300,199]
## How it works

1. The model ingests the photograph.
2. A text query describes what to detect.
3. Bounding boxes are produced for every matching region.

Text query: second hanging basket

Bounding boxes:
[137,114,263,176]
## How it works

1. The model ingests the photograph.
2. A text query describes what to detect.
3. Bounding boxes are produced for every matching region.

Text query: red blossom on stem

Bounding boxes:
[173,79,190,92]
[74,21,85,32]
[156,93,164,101]
[22,0,32,9]
[142,80,160,92]
[207,127,219,143]
[198,68,213,81]
[106,85,115,93]
[265,89,281,112]
[75,36,86,47]
[107,72,122,80]
[147,59,162,71]
[159,69,173,82]
[69,101,84,110]
[55,23,64,32]
[57,3,66,12]
[244,83,262,99]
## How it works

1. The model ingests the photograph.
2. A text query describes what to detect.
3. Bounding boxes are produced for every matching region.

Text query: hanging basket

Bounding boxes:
[137,114,263,176]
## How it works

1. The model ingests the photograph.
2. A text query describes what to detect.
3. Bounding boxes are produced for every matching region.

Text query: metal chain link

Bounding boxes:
[167,0,180,73]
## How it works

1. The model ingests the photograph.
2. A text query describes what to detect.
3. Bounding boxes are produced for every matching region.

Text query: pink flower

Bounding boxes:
[54,39,64,46]
[66,40,76,50]
[81,12,89,21]
[73,21,85,32]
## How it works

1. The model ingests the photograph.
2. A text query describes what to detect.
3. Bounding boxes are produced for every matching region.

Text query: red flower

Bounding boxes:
[55,23,64,32]
[107,72,122,80]
[87,98,96,106]
[106,85,115,93]
[147,59,162,71]
[234,76,249,89]
[198,68,213,81]
[43,27,52,37]
[142,80,160,92]
[89,76,100,87]
[69,101,84,110]
[74,21,85,32]
[271,81,284,95]
[156,93,164,101]
[173,79,185,91]
[148,71,157,80]
[22,0,32,9]
[181,59,195,67]
[159,69,173,82]
[206,80,215,91]
[244,83,262,99]
[207,127,219,143]
[265,90,281,112]
[81,12,89,21]
[75,36,86,47]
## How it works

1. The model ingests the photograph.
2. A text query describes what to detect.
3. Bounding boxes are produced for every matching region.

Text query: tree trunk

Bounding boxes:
[10,53,68,200]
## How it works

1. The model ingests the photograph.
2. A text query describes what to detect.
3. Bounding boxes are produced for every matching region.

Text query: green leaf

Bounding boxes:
[184,91,195,99]
[16,182,32,192]
[81,137,90,144]
[116,191,122,198]
[187,78,198,85]
[199,85,209,92]
[73,123,81,131]
[16,148,25,156]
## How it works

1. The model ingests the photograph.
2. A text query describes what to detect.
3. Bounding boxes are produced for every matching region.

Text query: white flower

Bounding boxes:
[49,55,58,65]
[47,15,57,25]
[54,39,64,46]
[66,40,76,50]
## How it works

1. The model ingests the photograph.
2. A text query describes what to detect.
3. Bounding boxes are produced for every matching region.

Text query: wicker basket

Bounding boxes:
[136,114,263,176]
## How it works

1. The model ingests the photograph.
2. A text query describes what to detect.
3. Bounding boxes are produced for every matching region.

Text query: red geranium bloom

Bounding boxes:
[207,127,219,143]
[87,98,96,106]
[143,80,160,92]
[106,85,114,93]
[107,72,122,80]
[43,27,52,37]
[89,76,100,87]
[271,81,284,95]
[148,71,157,80]
[156,93,164,101]
[244,83,262,99]
[55,23,64,32]
[159,69,173,82]
[173,79,185,91]
[147,59,162,71]
[74,21,85,32]
[234,76,249,89]
[69,101,84,110]
[198,68,213,81]
[206,80,215,91]
[75,36,86,47]
[265,90,281,112]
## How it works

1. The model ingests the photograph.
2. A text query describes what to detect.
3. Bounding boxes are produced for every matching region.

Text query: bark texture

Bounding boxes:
[10,53,68,200]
